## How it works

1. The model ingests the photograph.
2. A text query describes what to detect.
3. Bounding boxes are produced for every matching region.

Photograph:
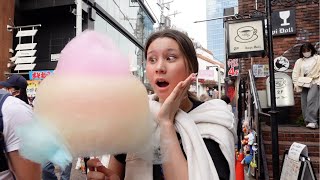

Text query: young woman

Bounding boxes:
[292,42,320,129]
[87,29,236,180]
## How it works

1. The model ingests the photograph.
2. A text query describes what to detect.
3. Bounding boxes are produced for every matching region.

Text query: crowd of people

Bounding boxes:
[0,28,318,180]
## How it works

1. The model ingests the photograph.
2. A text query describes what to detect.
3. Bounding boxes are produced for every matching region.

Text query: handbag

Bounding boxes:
[297,77,313,88]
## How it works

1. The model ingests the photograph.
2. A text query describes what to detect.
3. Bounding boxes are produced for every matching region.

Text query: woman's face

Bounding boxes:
[302,49,312,58]
[146,37,190,102]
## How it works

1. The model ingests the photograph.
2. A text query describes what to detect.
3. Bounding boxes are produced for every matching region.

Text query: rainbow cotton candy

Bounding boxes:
[17,31,152,169]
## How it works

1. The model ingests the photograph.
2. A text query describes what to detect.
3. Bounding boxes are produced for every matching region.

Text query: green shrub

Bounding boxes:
[295,114,304,126]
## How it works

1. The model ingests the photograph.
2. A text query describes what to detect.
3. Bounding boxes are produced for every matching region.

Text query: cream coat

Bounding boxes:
[292,55,320,92]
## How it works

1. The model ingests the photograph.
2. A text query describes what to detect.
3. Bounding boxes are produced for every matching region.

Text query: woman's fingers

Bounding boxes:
[177,73,197,99]
[170,82,184,101]
[96,166,120,179]
[167,73,197,102]
[87,158,103,171]
[86,158,120,180]
[87,171,107,180]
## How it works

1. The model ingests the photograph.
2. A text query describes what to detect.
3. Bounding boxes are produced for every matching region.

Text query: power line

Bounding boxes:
[145,0,160,23]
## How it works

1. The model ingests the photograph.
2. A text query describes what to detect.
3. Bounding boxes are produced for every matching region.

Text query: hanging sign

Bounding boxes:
[15,57,37,64]
[51,54,60,62]
[272,9,296,36]
[274,56,289,72]
[15,43,37,50]
[16,29,38,37]
[198,70,215,80]
[226,18,266,59]
[29,70,54,80]
[13,25,40,71]
[14,64,36,71]
[227,58,239,77]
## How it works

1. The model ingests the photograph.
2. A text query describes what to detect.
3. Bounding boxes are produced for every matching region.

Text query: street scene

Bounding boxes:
[0,0,319,180]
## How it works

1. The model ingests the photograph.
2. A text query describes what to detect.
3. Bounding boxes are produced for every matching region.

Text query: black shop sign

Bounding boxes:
[272,9,296,36]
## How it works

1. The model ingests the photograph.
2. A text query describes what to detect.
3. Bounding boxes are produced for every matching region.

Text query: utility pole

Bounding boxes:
[265,0,279,179]
[156,0,180,30]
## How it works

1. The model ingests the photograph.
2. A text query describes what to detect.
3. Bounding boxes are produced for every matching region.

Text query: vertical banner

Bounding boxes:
[27,80,41,106]
[27,70,53,106]
[227,58,239,77]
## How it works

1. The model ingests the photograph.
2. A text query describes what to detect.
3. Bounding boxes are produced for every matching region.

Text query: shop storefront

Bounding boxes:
[8,0,155,83]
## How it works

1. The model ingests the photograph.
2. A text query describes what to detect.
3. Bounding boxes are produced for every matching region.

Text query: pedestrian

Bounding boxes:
[0,74,41,180]
[0,74,29,104]
[199,93,210,102]
[86,29,236,180]
[42,162,72,180]
[292,42,320,129]
[221,95,233,112]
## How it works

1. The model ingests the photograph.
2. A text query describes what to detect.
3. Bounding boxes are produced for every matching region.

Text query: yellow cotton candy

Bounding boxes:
[34,75,151,157]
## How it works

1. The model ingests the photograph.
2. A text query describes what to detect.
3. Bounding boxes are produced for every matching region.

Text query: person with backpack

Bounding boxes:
[0,75,41,180]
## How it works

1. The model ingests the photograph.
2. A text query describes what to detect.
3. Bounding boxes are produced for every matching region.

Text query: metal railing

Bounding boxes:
[248,69,270,180]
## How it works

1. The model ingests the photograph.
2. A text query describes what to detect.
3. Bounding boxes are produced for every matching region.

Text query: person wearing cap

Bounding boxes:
[0,74,29,104]
[0,75,41,179]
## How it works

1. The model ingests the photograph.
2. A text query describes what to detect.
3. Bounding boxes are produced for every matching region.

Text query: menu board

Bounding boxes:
[280,142,316,180]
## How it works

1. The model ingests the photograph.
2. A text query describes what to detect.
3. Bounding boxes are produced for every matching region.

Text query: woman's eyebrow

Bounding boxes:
[167,48,178,53]
[147,50,156,55]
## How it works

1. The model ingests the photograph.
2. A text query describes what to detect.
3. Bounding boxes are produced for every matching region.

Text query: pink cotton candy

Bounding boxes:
[54,30,130,76]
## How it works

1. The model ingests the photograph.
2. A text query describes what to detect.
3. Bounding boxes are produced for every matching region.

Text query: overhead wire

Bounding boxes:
[144,0,160,23]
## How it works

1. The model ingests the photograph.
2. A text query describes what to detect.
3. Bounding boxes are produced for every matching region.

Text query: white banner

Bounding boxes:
[16,50,37,57]
[14,64,36,71]
[16,29,38,37]
[15,43,37,50]
[15,57,37,64]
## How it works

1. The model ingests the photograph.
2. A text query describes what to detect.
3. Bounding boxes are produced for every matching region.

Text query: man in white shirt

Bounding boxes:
[0,75,41,180]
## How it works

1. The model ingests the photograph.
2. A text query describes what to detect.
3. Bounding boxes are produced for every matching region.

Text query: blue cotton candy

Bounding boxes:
[16,118,72,170]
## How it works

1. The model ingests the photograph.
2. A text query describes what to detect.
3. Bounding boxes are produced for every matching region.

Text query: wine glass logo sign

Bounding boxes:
[235,26,258,43]
[279,10,290,26]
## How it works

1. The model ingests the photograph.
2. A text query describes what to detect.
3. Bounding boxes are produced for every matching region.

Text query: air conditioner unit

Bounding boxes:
[223,6,238,16]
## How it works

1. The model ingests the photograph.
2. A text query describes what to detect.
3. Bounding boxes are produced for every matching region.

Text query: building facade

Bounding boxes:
[194,46,225,98]
[206,0,238,62]
[237,0,319,123]
[1,0,155,82]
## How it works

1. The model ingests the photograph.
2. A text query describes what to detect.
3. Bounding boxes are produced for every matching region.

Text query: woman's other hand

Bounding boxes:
[157,73,196,125]
[87,159,120,180]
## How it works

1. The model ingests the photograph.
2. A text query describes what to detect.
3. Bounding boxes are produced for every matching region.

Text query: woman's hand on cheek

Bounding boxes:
[157,73,197,125]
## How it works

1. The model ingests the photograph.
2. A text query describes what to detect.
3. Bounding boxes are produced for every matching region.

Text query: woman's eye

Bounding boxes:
[148,58,156,63]
[167,56,176,61]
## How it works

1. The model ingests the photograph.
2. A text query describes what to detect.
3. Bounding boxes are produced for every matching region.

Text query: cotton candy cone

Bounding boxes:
[236,152,245,180]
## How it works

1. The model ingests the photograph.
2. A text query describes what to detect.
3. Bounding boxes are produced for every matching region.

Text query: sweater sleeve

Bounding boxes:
[292,59,301,85]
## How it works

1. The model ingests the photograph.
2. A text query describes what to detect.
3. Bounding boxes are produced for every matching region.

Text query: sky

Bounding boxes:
[145,0,208,48]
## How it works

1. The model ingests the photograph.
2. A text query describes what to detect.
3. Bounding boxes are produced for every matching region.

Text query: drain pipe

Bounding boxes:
[75,0,82,36]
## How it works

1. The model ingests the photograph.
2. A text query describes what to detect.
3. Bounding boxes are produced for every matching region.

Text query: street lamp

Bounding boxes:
[206,65,221,99]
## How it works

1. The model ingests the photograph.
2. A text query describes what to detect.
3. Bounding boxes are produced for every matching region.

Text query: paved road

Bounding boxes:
[70,159,87,180]
[56,156,110,179]
[54,159,86,180]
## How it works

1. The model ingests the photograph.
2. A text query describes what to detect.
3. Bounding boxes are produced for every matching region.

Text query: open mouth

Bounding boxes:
[156,80,169,88]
